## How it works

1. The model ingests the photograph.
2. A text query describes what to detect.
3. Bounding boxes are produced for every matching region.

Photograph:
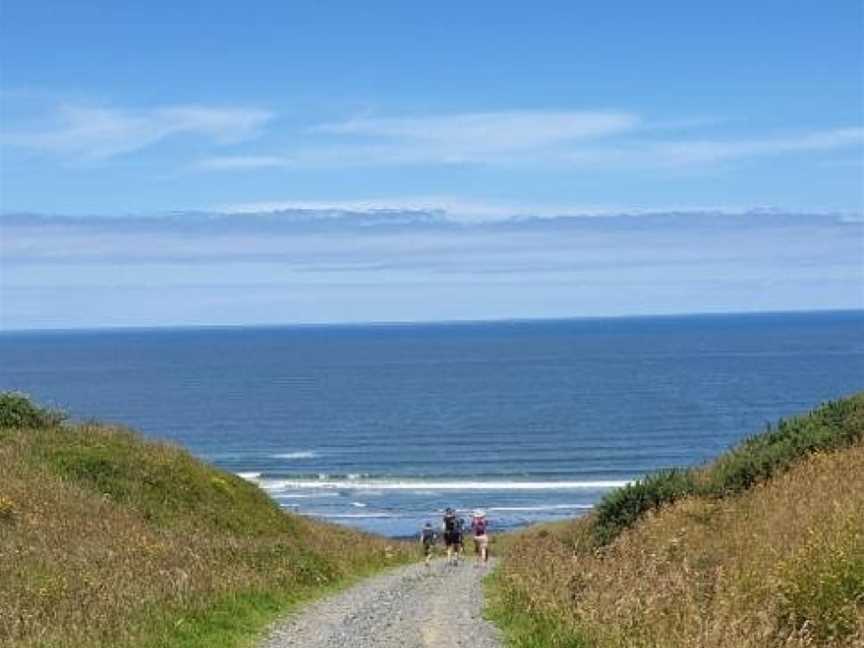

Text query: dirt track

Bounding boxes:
[258,558,501,648]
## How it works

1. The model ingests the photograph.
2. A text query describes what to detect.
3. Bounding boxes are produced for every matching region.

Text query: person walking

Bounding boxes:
[419,522,437,567]
[470,510,490,565]
[442,507,461,566]
[453,513,465,563]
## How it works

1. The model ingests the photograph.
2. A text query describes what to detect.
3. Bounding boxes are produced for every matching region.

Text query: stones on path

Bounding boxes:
[259,559,501,648]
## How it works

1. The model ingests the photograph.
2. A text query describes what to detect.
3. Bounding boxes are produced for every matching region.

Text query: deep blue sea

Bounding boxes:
[1,311,862,536]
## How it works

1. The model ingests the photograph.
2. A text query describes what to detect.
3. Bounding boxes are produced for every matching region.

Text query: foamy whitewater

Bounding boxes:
[2,312,862,536]
[252,477,630,491]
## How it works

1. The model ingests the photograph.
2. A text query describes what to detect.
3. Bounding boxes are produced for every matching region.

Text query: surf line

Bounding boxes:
[250,478,632,491]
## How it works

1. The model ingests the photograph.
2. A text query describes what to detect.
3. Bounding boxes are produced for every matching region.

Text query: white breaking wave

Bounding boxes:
[236,471,262,480]
[314,512,396,519]
[352,502,368,508]
[271,451,319,460]
[256,478,629,492]
[488,504,595,512]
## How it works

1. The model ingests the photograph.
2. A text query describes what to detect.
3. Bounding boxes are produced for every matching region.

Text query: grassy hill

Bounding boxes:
[488,393,864,648]
[0,393,414,648]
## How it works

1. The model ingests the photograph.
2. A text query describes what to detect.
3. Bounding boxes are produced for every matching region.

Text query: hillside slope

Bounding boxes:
[489,393,864,648]
[0,394,413,648]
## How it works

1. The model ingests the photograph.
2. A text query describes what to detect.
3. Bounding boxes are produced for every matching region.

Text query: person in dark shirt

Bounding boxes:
[442,507,462,566]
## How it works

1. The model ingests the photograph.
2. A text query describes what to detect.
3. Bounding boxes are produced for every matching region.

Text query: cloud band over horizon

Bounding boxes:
[1,208,861,330]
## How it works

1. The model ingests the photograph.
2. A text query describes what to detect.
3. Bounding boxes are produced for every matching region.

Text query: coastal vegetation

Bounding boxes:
[4,390,862,647]
[488,393,864,647]
[0,394,413,648]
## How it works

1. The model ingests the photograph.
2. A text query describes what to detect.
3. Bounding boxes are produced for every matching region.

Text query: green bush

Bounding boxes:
[592,394,864,547]
[593,469,696,546]
[703,396,864,498]
[0,391,66,429]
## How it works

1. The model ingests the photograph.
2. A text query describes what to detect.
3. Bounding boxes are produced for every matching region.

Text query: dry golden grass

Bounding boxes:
[0,422,413,648]
[493,444,864,647]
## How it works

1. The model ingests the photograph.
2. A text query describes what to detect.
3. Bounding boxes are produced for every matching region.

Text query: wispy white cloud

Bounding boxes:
[197,155,289,170]
[196,144,453,170]
[311,110,642,165]
[11,102,859,172]
[312,110,640,149]
[565,127,864,168]
[216,196,552,221]
[197,107,862,172]
[216,196,819,222]
[197,110,640,170]
[3,208,860,329]
[3,104,274,159]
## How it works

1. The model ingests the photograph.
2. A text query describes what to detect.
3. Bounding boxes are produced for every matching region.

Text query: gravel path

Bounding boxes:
[258,558,502,648]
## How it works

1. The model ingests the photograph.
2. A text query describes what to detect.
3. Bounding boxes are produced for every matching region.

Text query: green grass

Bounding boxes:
[777,515,864,644]
[489,392,864,648]
[26,422,295,535]
[132,567,394,648]
[484,571,589,648]
[0,394,416,648]
[159,591,300,648]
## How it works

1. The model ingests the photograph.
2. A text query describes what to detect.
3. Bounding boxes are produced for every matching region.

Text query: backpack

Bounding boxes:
[443,514,458,533]
[421,528,435,544]
[473,517,487,535]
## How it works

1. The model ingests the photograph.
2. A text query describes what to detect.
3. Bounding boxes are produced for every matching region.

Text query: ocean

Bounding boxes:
[1,311,862,537]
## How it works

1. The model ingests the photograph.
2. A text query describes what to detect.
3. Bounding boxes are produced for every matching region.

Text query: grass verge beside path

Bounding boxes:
[0,393,416,648]
[488,393,864,648]
[130,565,405,648]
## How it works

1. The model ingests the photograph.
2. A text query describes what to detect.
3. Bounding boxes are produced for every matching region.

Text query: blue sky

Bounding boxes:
[0,1,862,328]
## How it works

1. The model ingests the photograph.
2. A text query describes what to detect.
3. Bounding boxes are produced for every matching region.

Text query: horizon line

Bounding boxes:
[2,307,861,336]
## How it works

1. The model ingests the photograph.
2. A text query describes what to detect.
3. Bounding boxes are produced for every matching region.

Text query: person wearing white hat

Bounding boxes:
[470,510,489,564]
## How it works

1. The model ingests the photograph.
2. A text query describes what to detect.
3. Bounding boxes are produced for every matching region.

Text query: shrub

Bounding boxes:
[492,419,864,648]
[703,396,864,498]
[0,392,66,430]
[593,469,696,546]
[591,394,864,547]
